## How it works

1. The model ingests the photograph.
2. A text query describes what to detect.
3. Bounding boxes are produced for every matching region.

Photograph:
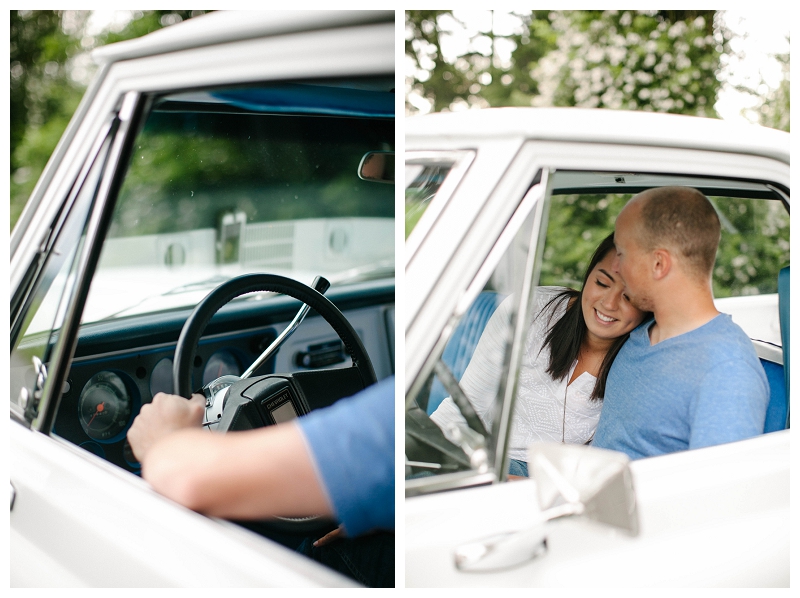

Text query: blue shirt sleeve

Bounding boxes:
[297,376,395,536]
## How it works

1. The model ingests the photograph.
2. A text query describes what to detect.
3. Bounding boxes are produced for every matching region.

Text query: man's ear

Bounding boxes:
[652,248,672,281]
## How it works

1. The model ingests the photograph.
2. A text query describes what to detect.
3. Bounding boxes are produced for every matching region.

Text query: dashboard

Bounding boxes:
[53,280,395,472]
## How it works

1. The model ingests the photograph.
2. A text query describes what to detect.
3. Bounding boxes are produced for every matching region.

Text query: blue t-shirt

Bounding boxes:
[593,315,768,460]
[297,375,395,536]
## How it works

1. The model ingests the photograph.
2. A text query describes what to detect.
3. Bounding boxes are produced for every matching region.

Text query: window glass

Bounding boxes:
[11,134,110,414]
[405,164,451,238]
[406,209,535,482]
[82,79,395,324]
[711,196,789,297]
[541,192,789,298]
[405,151,474,240]
[541,182,789,346]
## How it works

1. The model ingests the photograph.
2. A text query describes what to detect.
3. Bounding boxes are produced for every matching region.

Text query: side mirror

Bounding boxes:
[454,442,639,572]
[358,151,394,184]
[530,442,639,534]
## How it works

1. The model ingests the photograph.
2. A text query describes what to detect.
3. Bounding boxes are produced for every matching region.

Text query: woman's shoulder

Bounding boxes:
[536,286,572,299]
[534,286,574,314]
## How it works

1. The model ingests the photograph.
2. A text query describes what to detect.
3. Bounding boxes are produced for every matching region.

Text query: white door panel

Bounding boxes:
[10,421,355,587]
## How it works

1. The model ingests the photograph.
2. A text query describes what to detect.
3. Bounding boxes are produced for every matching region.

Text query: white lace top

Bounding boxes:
[430,287,603,462]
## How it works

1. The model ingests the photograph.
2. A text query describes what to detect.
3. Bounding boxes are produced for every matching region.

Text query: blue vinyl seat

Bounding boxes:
[778,265,789,427]
[761,265,789,433]
[762,359,787,433]
[426,291,504,415]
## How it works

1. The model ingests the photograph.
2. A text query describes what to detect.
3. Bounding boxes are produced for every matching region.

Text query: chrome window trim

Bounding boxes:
[765,183,790,212]
[493,169,552,480]
[10,116,119,428]
[32,92,145,434]
[753,340,783,365]
[406,471,495,499]
[11,116,116,349]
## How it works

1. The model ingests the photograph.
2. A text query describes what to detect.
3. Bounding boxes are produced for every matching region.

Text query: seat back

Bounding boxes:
[779,265,789,426]
[759,265,789,433]
[761,357,787,433]
[426,291,503,414]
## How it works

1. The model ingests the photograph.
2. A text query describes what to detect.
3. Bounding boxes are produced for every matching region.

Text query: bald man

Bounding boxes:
[593,186,768,459]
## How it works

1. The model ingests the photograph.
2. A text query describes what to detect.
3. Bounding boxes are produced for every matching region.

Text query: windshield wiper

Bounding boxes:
[162,275,232,295]
[326,259,395,286]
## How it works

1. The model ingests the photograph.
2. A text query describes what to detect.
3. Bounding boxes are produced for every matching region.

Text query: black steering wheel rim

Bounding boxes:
[173,273,376,398]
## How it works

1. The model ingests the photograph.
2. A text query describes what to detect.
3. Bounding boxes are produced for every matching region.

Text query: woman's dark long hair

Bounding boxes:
[538,233,643,400]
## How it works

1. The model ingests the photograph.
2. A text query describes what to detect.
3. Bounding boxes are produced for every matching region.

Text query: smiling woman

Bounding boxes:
[422,233,646,478]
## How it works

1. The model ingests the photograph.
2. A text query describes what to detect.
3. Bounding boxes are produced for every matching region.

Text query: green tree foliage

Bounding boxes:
[10,12,80,161]
[10,10,211,230]
[539,193,630,289]
[406,10,726,115]
[406,10,557,112]
[11,11,86,228]
[540,193,789,298]
[114,111,394,237]
[711,197,790,297]
[407,10,789,298]
[758,48,789,132]
[538,10,724,116]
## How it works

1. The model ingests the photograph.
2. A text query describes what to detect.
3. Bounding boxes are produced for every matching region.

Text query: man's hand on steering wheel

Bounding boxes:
[128,392,205,462]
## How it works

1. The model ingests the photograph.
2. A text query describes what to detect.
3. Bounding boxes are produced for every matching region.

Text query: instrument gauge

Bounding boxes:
[150,357,174,397]
[203,350,241,386]
[78,371,134,442]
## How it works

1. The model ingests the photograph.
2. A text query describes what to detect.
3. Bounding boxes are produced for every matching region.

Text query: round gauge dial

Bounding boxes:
[203,350,241,386]
[78,371,133,442]
[150,357,174,397]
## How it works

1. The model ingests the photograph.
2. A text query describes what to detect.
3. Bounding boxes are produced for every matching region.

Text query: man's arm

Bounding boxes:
[128,392,332,520]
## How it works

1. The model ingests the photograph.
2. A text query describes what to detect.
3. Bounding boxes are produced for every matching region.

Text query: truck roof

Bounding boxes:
[92,10,393,65]
[406,107,789,165]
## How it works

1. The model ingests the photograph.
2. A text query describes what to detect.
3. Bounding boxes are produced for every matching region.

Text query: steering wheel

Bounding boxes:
[174,273,375,398]
[172,273,377,532]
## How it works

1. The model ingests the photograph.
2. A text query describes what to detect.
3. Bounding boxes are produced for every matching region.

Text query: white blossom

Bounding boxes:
[675,54,691,70]
[668,21,686,38]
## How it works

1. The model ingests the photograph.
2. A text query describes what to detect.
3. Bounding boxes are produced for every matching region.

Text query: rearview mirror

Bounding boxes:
[455,442,639,572]
[359,151,394,184]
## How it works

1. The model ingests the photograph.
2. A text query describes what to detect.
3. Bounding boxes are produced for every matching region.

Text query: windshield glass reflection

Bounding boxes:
[80,79,395,326]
